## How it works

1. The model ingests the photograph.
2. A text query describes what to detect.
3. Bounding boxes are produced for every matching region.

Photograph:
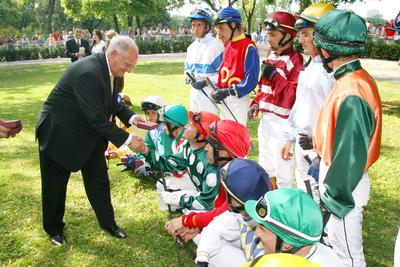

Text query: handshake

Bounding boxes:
[128,136,148,154]
[0,119,22,138]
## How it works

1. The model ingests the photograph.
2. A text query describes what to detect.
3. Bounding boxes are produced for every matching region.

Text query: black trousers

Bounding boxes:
[39,141,116,236]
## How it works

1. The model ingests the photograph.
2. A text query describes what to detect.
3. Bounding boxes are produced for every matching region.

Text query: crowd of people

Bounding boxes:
[0,24,192,50]
[1,3,394,267]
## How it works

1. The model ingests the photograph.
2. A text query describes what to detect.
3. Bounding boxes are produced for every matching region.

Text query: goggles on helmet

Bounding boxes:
[206,122,238,158]
[141,102,160,111]
[215,16,241,24]
[253,195,313,241]
[265,17,296,32]
[294,18,315,29]
[191,112,206,133]
[160,106,184,126]
[191,9,208,17]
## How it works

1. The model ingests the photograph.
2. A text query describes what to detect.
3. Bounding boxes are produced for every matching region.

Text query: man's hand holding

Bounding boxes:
[165,217,184,237]
[132,115,145,127]
[128,136,147,153]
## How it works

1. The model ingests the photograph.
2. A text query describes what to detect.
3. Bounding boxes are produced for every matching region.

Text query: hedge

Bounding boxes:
[0,37,194,62]
[0,37,399,62]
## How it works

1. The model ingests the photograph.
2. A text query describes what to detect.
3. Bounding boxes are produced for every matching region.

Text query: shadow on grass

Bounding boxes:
[364,187,400,266]
[382,100,400,118]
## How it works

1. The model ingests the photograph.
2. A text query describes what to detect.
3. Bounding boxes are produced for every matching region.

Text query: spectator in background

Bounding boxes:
[65,26,91,62]
[91,29,105,54]
[105,29,118,49]
[375,23,384,38]
[53,31,60,44]
[46,34,55,47]
[31,33,39,43]
[135,28,141,37]
[384,19,395,39]
[21,35,29,48]
[367,20,375,36]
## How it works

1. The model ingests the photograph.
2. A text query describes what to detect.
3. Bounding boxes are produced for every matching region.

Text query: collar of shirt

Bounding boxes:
[75,38,81,44]
[105,52,113,77]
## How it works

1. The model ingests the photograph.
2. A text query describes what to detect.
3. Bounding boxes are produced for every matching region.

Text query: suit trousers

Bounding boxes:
[39,140,116,236]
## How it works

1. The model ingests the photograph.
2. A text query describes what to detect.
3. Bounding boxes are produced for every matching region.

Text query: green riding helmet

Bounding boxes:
[313,9,367,57]
[245,188,323,249]
[158,104,188,127]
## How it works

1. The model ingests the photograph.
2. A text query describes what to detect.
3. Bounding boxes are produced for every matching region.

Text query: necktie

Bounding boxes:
[77,39,80,47]
[110,75,114,93]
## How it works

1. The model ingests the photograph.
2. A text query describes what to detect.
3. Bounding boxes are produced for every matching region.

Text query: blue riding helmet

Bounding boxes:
[215,6,242,25]
[189,8,213,27]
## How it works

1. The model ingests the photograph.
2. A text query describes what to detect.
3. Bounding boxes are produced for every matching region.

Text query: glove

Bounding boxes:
[247,104,259,120]
[298,133,313,150]
[196,252,209,267]
[261,61,278,81]
[192,80,207,90]
[211,89,230,102]
[307,156,321,182]
[185,77,191,84]
[160,191,182,205]
[133,161,150,176]
[117,155,140,172]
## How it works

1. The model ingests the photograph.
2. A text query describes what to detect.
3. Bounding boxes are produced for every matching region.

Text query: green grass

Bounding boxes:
[0,62,398,266]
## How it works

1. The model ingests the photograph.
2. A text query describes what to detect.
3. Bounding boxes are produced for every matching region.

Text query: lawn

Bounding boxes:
[0,61,398,266]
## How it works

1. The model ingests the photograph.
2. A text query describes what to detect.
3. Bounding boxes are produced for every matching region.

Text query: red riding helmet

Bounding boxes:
[188,111,220,141]
[206,120,251,159]
[265,11,297,38]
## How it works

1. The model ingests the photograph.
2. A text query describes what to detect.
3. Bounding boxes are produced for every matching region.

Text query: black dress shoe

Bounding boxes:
[51,234,67,246]
[103,225,127,238]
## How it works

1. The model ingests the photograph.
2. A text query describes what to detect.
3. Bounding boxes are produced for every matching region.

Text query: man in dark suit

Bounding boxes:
[66,26,91,62]
[36,36,143,246]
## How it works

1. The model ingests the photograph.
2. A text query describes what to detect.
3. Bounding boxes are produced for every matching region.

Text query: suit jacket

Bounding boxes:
[36,53,135,171]
[66,38,91,62]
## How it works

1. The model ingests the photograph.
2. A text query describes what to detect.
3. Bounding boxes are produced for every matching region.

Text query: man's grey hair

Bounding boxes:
[107,35,138,55]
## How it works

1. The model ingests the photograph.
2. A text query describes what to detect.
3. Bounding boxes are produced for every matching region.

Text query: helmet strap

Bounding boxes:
[316,47,338,73]
[275,236,302,254]
[277,31,293,50]
[228,22,238,41]
[194,132,207,143]
[166,122,178,138]
[211,146,232,167]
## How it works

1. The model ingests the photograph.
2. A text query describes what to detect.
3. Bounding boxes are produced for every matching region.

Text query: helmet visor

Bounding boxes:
[219,161,245,208]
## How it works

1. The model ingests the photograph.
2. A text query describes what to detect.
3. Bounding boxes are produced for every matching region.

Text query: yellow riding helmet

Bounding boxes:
[242,253,321,267]
[295,3,335,29]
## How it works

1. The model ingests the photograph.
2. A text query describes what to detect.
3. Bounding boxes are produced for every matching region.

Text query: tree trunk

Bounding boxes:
[242,0,257,33]
[127,16,133,27]
[135,16,141,29]
[113,15,120,33]
[47,0,56,34]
